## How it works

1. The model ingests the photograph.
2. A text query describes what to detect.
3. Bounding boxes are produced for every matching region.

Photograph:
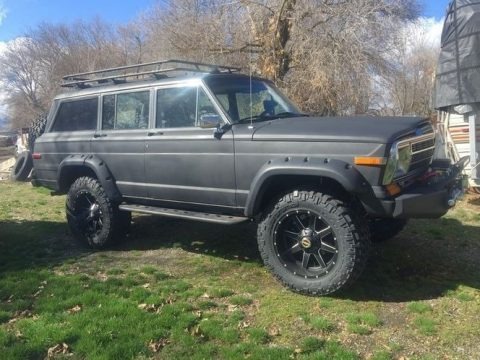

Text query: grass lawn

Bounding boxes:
[0,181,479,359]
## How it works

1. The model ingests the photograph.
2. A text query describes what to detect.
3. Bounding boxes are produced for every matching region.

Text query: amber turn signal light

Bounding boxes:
[385,183,401,196]
[354,157,386,166]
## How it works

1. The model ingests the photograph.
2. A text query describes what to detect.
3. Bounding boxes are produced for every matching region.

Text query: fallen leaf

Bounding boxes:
[148,338,170,352]
[190,325,204,338]
[47,343,72,358]
[138,303,159,312]
[238,321,250,329]
[164,297,175,305]
[228,304,238,312]
[67,305,82,314]
[268,326,280,337]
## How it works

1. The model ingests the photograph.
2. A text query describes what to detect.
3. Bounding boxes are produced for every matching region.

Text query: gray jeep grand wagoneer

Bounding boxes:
[30,60,466,295]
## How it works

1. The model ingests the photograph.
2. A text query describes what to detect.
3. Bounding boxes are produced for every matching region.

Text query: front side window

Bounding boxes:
[156,87,197,128]
[102,91,150,130]
[156,86,222,129]
[51,97,98,132]
[205,77,301,123]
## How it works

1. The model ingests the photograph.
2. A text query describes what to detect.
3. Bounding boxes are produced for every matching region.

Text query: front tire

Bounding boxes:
[66,176,127,249]
[257,190,370,296]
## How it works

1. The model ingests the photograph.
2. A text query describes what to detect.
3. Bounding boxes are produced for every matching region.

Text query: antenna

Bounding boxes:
[248,25,254,130]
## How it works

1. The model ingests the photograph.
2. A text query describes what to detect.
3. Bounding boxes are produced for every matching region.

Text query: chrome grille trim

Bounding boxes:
[395,133,436,181]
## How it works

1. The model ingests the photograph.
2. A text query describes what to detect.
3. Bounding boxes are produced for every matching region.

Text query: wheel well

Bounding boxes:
[253,175,351,217]
[59,166,97,193]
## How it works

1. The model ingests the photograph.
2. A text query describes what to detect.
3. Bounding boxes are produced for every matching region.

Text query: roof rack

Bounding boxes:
[61,59,241,88]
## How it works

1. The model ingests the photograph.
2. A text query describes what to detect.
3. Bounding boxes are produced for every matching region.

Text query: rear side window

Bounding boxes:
[102,91,150,130]
[51,98,98,132]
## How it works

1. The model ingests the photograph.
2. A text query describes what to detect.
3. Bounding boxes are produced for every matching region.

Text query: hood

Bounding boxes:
[250,116,430,144]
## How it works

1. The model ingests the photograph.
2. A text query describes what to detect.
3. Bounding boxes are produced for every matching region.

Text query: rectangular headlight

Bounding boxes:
[382,142,412,185]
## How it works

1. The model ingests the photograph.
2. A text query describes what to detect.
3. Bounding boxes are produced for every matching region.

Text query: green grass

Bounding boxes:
[345,312,381,335]
[0,182,480,359]
[414,316,438,336]
[307,316,336,333]
[209,288,234,298]
[407,302,432,314]
[230,295,253,306]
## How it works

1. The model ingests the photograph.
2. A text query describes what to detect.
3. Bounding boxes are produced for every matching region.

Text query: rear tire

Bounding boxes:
[10,151,33,182]
[370,218,408,243]
[257,190,370,296]
[66,176,127,249]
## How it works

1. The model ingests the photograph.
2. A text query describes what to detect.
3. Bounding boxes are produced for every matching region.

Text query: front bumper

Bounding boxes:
[367,158,468,219]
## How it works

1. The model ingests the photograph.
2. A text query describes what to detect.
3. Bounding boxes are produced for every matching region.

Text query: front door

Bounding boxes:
[145,84,236,209]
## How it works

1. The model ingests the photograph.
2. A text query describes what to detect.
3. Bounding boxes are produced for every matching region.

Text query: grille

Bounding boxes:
[409,137,435,169]
[412,138,435,152]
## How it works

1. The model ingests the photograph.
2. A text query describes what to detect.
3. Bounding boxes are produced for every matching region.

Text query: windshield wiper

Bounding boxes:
[237,112,308,124]
[274,112,309,118]
[237,114,269,124]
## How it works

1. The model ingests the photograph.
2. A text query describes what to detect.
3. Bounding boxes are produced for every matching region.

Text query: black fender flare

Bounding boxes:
[244,157,371,217]
[57,154,122,203]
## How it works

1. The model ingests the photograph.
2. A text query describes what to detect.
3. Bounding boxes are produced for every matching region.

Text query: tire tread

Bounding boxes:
[257,190,370,295]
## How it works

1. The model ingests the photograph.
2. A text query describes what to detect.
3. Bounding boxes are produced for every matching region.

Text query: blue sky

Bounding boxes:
[424,0,450,20]
[0,0,451,42]
[0,0,157,41]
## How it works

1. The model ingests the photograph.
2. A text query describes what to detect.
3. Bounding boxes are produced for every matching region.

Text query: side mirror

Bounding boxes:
[199,114,221,129]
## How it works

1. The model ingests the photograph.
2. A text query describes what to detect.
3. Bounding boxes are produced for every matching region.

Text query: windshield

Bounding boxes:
[204,77,303,123]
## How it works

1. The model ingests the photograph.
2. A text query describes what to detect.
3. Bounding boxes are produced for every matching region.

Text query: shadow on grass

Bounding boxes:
[0,220,89,274]
[119,215,261,262]
[1,214,479,303]
[341,217,480,302]
[122,215,480,302]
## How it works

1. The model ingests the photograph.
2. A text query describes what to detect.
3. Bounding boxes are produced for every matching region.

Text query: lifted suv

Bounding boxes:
[31,60,466,295]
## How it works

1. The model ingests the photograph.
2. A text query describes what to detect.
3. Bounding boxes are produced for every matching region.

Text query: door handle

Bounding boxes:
[148,131,164,136]
[93,133,107,138]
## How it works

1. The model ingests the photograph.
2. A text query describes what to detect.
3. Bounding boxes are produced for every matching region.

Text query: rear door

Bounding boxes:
[91,89,151,199]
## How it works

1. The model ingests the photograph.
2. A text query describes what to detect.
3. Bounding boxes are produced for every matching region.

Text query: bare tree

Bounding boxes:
[0,0,425,128]
[0,19,132,128]
[374,20,439,116]
[144,0,420,115]
[0,38,46,128]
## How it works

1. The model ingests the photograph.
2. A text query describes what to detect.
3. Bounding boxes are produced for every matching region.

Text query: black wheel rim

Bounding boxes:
[71,191,104,241]
[273,210,338,278]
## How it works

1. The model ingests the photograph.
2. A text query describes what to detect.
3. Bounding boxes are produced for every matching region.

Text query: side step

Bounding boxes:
[118,204,249,225]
